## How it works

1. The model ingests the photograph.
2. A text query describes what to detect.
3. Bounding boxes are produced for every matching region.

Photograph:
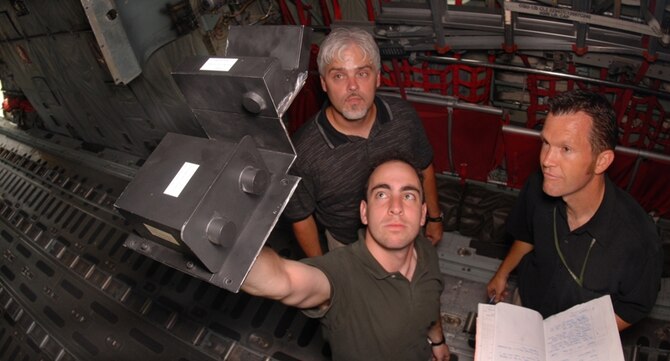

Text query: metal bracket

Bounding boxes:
[428,0,449,53]
[80,0,142,84]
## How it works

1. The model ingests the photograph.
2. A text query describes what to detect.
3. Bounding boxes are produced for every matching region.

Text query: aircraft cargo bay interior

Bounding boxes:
[0,0,669,360]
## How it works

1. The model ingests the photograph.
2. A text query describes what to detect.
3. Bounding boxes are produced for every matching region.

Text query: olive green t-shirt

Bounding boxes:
[301,236,444,361]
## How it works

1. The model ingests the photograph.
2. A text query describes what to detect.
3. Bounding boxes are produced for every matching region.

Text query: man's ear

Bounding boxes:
[375,70,381,88]
[360,200,368,225]
[420,203,427,227]
[595,149,614,175]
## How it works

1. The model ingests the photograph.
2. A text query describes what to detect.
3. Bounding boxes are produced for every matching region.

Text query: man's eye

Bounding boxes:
[404,193,416,201]
[334,73,344,80]
[358,71,368,78]
[375,192,388,199]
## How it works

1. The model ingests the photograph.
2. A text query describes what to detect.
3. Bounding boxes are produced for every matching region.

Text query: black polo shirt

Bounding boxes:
[508,171,662,324]
[283,95,433,243]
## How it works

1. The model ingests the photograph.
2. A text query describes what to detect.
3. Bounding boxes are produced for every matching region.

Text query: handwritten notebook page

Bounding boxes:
[543,295,624,361]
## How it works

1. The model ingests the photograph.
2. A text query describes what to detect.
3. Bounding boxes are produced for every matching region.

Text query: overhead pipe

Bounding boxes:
[377,88,503,114]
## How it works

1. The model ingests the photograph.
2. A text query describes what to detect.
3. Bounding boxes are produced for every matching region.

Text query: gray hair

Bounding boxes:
[317,27,381,76]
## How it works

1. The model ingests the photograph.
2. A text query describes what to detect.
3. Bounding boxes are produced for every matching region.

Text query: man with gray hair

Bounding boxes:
[284,27,443,257]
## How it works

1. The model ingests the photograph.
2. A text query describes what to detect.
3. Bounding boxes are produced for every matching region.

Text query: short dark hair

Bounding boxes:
[547,90,618,154]
[362,154,424,201]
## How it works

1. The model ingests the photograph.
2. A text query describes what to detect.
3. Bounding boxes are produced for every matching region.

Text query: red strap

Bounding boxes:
[391,58,407,99]
[332,0,342,20]
[319,0,332,26]
[294,0,310,25]
[633,60,650,84]
[278,0,296,25]
[366,0,375,20]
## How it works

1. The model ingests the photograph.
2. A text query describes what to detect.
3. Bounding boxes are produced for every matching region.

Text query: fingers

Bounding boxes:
[486,283,499,301]
[424,222,443,245]
[432,344,450,361]
[488,290,507,303]
[489,287,500,301]
[486,274,510,303]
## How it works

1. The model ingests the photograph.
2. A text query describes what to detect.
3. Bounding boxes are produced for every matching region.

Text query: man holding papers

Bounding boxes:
[475,296,625,361]
[487,90,663,330]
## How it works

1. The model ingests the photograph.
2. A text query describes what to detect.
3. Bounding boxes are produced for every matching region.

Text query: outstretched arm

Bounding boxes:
[293,215,324,257]
[422,164,443,245]
[242,247,331,309]
[487,240,534,303]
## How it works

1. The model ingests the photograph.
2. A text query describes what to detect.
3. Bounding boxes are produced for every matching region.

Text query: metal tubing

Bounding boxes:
[429,0,448,51]
[377,88,503,114]
[447,107,455,173]
[572,0,590,51]
[501,124,540,137]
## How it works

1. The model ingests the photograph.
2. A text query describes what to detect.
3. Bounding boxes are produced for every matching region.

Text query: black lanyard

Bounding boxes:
[553,207,596,288]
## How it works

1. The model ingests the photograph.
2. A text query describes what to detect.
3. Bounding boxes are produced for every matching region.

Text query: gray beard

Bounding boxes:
[341,106,369,121]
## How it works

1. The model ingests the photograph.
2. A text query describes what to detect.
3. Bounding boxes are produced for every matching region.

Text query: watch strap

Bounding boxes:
[426,212,444,223]
[427,336,446,347]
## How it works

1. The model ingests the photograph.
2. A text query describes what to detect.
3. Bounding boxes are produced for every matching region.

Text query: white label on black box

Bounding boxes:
[144,223,180,246]
[164,162,199,197]
[200,58,237,72]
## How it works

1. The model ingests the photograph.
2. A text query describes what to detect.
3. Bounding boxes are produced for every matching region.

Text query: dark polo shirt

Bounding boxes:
[508,171,662,324]
[301,236,444,361]
[284,95,433,243]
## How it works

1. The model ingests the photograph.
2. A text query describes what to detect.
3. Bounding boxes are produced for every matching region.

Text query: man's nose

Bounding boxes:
[541,147,555,167]
[389,196,403,215]
[347,77,359,91]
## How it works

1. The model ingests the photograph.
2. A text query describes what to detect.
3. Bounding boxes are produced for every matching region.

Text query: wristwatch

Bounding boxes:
[427,336,446,347]
[426,211,444,223]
